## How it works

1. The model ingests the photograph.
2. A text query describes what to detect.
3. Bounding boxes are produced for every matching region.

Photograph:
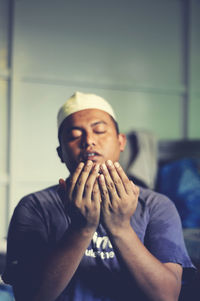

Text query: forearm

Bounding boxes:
[33,226,94,301]
[33,162,101,301]
[109,226,181,301]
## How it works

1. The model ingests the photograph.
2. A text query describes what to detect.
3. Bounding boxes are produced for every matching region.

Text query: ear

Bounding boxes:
[118,133,126,152]
[56,146,64,163]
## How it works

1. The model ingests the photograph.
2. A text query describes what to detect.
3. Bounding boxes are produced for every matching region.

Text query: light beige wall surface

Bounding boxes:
[0,0,200,239]
[0,0,10,240]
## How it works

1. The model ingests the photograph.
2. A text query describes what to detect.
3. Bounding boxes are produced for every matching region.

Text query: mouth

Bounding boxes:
[81,151,101,162]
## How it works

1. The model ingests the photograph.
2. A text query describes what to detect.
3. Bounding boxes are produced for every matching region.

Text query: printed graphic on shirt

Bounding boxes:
[85,232,115,260]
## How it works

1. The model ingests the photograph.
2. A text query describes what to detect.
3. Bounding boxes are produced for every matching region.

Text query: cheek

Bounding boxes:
[61,143,77,160]
[64,145,78,158]
[102,136,121,153]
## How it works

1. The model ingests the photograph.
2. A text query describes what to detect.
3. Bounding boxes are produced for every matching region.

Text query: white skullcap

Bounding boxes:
[57,91,116,130]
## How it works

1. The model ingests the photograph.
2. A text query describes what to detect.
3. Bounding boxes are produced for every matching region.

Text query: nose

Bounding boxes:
[81,132,96,149]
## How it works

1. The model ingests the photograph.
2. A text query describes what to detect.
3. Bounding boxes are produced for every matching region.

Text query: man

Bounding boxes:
[3,92,195,301]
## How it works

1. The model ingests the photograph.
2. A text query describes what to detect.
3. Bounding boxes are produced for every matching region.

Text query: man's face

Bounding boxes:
[58,109,126,173]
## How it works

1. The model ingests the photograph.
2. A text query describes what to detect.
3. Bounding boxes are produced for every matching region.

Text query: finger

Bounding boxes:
[114,162,133,194]
[130,181,140,196]
[57,178,66,203]
[96,177,102,203]
[58,178,72,212]
[100,163,118,200]
[106,160,125,197]
[92,179,101,203]
[84,164,100,201]
[68,162,84,199]
[59,178,66,189]
[74,160,94,203]
[98,173,111,207]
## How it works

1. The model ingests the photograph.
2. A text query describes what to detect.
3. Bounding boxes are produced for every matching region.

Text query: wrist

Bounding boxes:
[106,222,133,239]
[70,223,97,238]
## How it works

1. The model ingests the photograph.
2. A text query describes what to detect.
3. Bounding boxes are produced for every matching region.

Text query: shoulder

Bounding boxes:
[7,184,68,244]
[16,184,61,210]
[139,186,176,211]
[137,186,181,227]
[11,184,64,227]
[137,187,183,243]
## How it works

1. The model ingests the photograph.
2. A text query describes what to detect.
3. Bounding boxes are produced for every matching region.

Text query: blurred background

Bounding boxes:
[0,0,200,241]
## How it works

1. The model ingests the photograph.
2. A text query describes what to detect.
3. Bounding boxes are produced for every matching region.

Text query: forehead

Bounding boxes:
[62,108,114,129]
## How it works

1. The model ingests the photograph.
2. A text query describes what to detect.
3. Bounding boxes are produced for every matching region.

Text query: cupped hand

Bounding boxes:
[98,160,139,235]
[58,161,101,233]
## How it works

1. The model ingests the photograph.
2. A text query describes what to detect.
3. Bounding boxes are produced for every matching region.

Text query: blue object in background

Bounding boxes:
[0,284,14,301]
[157,158,200,228]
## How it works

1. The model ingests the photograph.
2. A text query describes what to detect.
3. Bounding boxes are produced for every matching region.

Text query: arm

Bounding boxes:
[98,160,182,301]
[33,226,95,301]
[19,161,100,301]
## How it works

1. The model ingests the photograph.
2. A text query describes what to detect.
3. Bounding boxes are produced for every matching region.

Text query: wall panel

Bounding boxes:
[0,0,10,239]
[188,96,200,138]
[188,0,200,138]
[190,0,200,93]
[0,80,9,175]
[0,0,9,71]
[0,185,8,239]
[13,0,183,90]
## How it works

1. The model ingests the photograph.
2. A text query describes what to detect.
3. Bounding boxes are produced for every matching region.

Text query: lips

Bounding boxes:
[81,151,101,162]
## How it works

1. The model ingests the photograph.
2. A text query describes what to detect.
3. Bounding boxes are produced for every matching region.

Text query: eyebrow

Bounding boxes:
[66,126,82,132]
[91,121,107,127]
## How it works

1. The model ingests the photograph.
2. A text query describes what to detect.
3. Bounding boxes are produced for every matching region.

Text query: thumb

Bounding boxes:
[59,178,66,189]
[57,178,67,203]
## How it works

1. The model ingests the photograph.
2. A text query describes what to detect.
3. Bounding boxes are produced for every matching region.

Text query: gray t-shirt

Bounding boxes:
[3,185,195,300]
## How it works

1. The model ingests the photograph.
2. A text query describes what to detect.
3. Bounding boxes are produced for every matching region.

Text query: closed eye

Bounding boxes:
[94,130,106,134]
[93,123,107,134]
[67,129,82,141]
[67,135,80,141]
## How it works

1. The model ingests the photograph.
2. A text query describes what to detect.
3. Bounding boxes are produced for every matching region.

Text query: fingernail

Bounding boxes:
[78,162,84,168]
[86,160,93,166]
[101,163,107,170]
[107,160,113,167]
[99,174,104,181]
[114,162,120,168]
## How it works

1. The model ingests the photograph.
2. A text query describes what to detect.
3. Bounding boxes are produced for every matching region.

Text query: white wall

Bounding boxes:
[0,0,200,239]
[0,0,10,239]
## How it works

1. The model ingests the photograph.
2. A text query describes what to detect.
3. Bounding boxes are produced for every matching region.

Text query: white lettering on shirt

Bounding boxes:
[85,232,115,260]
